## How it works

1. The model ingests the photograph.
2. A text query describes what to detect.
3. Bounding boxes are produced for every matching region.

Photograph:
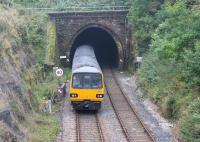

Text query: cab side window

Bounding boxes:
[72,75,82,88]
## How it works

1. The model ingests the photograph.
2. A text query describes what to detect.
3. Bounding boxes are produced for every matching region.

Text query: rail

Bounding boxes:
[103,68,156,142]
[110,68,157,142]
[105,85,132,142]
[76,112,80,142]
[95,113,105,142]
[75,112,104,142]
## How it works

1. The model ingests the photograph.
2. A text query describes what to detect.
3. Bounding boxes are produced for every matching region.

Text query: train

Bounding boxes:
[69,45,105,110]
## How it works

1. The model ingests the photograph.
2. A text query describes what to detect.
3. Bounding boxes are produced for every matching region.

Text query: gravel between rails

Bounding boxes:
[76,111,104,142]
[103,68,155,142]
[113,70,175,142]
[98,89,128,142]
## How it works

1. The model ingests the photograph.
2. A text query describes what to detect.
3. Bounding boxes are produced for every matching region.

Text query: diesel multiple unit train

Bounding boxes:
[69,45,105,110]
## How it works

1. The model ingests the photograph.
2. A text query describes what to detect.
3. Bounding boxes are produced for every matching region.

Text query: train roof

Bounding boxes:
[73,66,102,74]
[72,45,102,74]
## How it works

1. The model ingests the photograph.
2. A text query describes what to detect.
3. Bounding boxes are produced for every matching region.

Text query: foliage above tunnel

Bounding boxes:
[11,0,132,9]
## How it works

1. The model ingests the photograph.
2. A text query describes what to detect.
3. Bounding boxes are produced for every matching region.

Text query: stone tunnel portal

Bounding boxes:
[70,27,119,68]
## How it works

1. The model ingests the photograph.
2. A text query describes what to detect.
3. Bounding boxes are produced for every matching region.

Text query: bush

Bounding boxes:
[151,1,200,60]
[180,98,200,142]
[135,0,200,140]
[129,0,164,55]
[18,14,48,64]
[180,45,200,88]
[163,96,178,118]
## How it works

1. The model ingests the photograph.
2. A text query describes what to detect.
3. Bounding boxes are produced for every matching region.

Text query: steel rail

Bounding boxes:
[105,84,132,142]
[76,112,80,142]
[95,113,105,142]
[76,111,104,142]
[110,68,157,142]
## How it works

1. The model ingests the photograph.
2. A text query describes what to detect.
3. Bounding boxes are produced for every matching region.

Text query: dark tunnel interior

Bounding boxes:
[70,27,119,68]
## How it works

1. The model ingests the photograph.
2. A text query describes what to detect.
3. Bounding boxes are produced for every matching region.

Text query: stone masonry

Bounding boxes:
[48,10,132,69]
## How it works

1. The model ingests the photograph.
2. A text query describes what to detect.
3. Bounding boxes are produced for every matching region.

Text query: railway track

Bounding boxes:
[76,111,104,142]
[103,68,156,142]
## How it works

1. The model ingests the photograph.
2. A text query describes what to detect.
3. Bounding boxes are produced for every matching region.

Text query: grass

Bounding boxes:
[25,67,70,141]
[24,66,71,109]
[20,66,71,141]
[24,113,59,142]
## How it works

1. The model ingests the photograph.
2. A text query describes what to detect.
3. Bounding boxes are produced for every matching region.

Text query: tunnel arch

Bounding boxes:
[68,24,123,68]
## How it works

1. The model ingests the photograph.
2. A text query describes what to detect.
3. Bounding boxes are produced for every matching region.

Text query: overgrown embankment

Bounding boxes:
[0,5,61,142]
[129,1,200,141]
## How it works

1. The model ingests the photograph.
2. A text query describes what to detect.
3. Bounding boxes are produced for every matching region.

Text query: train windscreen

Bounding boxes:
[72,73,102,89]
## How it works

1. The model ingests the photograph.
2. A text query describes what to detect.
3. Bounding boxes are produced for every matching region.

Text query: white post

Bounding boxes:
[48,99,52,113]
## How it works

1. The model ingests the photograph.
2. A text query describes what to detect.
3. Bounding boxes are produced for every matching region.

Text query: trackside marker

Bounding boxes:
[56,68,63,77]
[60,56,67,59]
[136,57,143,62]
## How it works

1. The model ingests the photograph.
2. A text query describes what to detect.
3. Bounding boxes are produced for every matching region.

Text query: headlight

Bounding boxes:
[96,94,104,98]
[70,93,78,98]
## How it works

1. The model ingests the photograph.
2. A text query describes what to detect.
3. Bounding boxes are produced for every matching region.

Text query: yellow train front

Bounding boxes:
[69,45,105,110]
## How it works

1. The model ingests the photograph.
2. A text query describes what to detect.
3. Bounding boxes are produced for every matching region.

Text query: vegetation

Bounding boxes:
[22,67,70,141]
[180,98,200,142]
[0,6,21,50]
[46,22,57,65]
[18,13,48,64]
[13,0,131,8]
[24,113,59,142]
[30,68,71,106]
[0,2,71,141]
[2,0,199,141]
[18,11,71,141]
[129,0,200,141]
[129,0,164,55]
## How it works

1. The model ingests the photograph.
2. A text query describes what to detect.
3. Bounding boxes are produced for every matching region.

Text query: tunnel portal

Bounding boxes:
[70,27,119,67]
[48,10,132,70]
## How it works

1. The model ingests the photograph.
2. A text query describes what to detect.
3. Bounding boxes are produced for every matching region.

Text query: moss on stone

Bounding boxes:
[45,22,57,65]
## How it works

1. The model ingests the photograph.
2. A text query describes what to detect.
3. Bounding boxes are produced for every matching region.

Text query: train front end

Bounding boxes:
[70,67,105,110]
